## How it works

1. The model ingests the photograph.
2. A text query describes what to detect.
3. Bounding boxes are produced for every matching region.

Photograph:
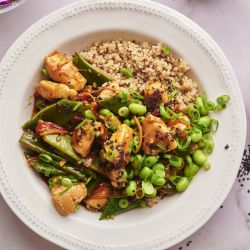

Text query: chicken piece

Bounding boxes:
[101,124,134,187]
[98,82,120,100]
[71,120,105,157]
[144,82,169,112]
[44,50,87,91]
[35,80,77,100]
[168,115,190,137]
[142,114,177,155]
[85,183,112,211]
[51,182,87,216]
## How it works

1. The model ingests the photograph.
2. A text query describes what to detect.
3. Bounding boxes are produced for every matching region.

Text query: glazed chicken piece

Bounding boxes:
[72,120,105,157]
[44,50,87,91]
[97,82,120,100]
[101,124,134,187]
[168,115,190,138]
[35,80,77,100]
[85,183,112,211]
[142,114,177,155]
[144,82,169,112]
[51,182,87,216]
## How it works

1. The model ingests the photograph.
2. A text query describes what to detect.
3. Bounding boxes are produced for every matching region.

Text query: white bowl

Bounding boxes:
[0,0,25,14]
[0,0,246,249]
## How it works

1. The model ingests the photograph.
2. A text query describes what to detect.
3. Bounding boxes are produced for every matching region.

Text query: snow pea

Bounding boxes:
[73,53,113,85]
[19,130,63,162]
[22,99,89,130]
[43,134,82,162]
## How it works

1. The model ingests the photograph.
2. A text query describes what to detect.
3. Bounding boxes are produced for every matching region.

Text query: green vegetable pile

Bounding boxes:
[19,50,230,220]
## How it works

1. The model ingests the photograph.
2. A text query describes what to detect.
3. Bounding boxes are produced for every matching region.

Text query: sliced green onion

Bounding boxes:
[156,143,167,151]
[126,181,137,196]
[84,110,97,120]
[128,88,144,100]
[61,178,72,187]
[159,103,171,120]
[206,101,216,111]
[120,67,133,78]
[118,107,129,117]
[188,108,200,123]
[217,95,230,105]
[203,162,211,170]
[177,136,192,151]
[196,96,208,116]
[211,119,219,132]
[162,46,171,55]
[105,149,114,161]
[191,127,202,142]
[169,155,183,168]
[76,119,88,129]
[39,154,52,163]
[99,108,111,116]
[72,102,82,111]
[118,198,129,208]
[170,90,178,99]
[215,104,226,110]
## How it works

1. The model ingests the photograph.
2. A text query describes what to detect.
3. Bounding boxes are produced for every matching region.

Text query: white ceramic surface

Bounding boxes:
[0,0,247,249]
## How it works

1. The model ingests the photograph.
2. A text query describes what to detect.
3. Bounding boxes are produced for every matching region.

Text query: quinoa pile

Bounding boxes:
[80,39,199,110]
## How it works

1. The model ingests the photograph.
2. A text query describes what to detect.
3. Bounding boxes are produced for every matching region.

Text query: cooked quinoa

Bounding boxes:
[80,39,199,110]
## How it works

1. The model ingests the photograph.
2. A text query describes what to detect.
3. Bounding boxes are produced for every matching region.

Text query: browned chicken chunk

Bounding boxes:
[71,120,105,157]
[101,124,134,187]
[85,183,112,211]
[142,114,177,155]
[144,82,169,112]
[44,51,87,91]
[35,80,77,100]
[51,182,87,216]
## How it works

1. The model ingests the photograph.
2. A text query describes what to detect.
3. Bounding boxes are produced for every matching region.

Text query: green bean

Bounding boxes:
[99,108,111,116]
[126,169,134,179]
[126,181,137,196]
[145,188,157,198]
[184,163,199,177]
[191,127,202,142]
[205,138,214,154]
[197,116,212,128]
[217,95,230,105]
[176,177,189,192]
[142,181,155,196]
[151,174,166,186]
[192,149,208,166]
[139,167,153,180]
[196,96,208,116]
[160,103,170,120]
[142,155,159,168]
[131,154,143,169]
[118,198,129,208]
[203,162,211,170]
[128,103,147,115]
[84,110,97,120]
[123,119,131,126]
[152,163,165,177]
[118,107,129,117]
